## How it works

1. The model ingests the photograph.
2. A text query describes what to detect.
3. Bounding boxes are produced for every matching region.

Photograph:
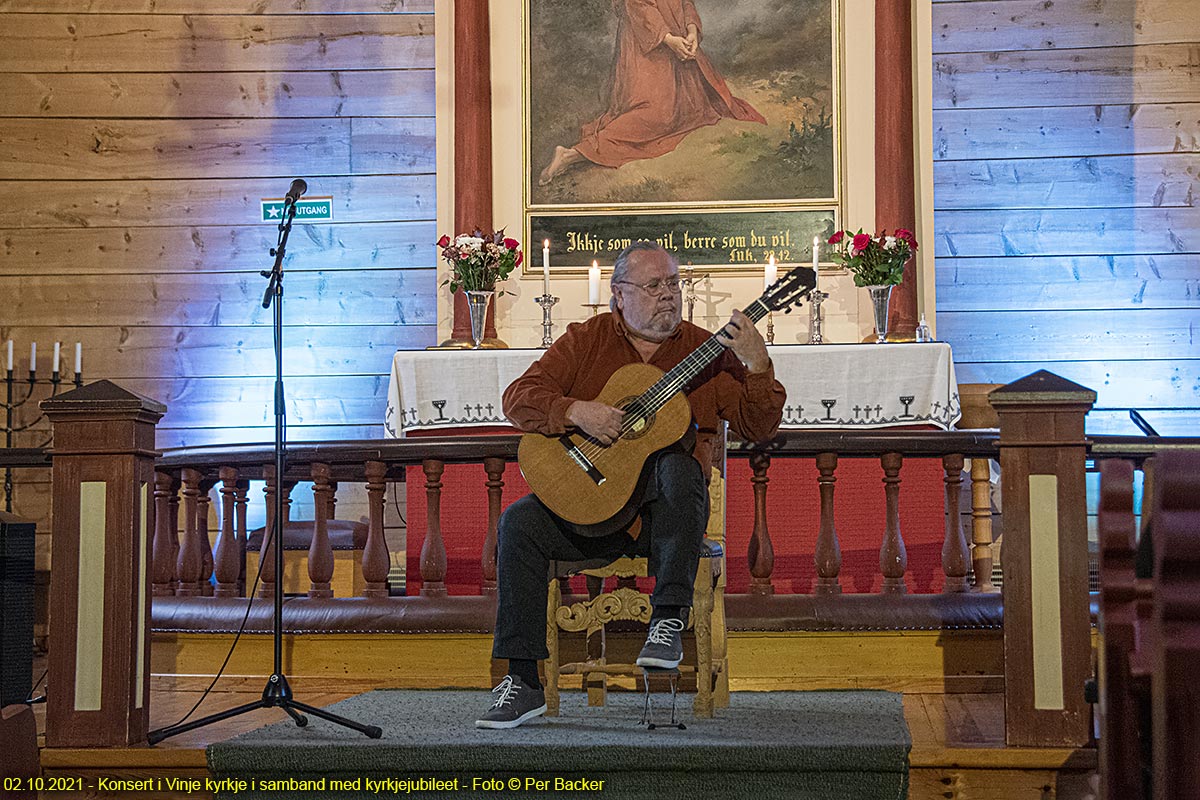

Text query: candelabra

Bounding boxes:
[535,293,559,348]
[5,363,82,512]
[583,302,604,317]
[808,287,829,344]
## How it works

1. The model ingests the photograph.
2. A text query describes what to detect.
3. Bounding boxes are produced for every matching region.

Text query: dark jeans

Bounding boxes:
[492,450,708,661]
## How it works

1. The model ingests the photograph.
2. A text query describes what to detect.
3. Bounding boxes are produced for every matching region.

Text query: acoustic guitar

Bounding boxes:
[518,266,816,526]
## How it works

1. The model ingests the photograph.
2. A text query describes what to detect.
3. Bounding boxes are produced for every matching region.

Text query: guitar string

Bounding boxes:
[571,298,773,464]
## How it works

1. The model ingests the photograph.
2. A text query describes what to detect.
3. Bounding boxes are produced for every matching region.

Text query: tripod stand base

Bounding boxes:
[147,673,382,745]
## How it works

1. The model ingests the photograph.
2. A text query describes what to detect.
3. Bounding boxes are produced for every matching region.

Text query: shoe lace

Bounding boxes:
[489,676,519,709]
[646,617,685,644]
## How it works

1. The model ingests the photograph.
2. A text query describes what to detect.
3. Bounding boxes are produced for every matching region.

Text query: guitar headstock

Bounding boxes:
[761,266,817,314]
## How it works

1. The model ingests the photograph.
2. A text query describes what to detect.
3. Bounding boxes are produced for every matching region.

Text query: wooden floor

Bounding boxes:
[30,653,1098,799]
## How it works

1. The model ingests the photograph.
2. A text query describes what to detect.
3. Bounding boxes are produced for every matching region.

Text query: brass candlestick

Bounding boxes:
[583,303,604,317]
[766,311,775,344]
[535,294,559,348]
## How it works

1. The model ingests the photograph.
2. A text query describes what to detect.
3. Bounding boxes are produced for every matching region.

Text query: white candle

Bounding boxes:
[75,342,82,374]
[5,340,11,372]
[542,239,551,296]
[588,261,601,304]
[53,341,61,373]
[29,342,36,374]
[764,254,777,289]
[813,236,820,270]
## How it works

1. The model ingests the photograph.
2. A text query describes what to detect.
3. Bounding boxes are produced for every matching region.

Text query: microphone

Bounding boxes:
[283,178,307,206]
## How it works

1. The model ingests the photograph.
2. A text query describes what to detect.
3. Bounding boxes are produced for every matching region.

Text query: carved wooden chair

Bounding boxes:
[543,434,729,719]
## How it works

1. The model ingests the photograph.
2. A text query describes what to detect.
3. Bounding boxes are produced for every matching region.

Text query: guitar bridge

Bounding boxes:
[560,437,606,485]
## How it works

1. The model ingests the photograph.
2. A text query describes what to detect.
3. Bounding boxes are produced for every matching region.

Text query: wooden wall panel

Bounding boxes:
[0,70,435,119]
[932,0,1200,431]
[933,44,1200,109]
[0,175,435,228]
[934,104,1200,160]
[0,221,436,274]
[0,14,432,72]
[0,1,434,12]
[0,118,435,179]
[0,325,433,379]
[933,0,1184,52]
[934,154,1197,210]
[0,0,438,568]
[0,269,436,326]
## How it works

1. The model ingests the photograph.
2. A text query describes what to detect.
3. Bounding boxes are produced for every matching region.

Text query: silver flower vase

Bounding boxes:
[465,290,494,349]
[866,285,894,344]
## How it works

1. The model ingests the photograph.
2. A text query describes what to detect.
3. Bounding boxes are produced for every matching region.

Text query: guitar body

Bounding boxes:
[517,362,693,526]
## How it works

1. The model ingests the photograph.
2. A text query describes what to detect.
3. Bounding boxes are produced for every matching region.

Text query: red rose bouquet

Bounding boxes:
[436,228,523,293]
[825,228,918,287]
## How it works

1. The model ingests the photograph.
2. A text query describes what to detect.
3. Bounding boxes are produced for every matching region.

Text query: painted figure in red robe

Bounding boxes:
[538,0,767,186]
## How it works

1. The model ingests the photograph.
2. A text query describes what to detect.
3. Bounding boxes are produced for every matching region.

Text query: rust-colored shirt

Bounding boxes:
[502,311,786,478]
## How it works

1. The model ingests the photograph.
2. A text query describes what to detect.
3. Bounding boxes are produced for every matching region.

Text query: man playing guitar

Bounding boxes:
[476,240,786,729]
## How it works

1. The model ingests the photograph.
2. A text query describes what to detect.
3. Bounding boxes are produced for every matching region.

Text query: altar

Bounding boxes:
[386,343,961,596]
[385,343,960,437]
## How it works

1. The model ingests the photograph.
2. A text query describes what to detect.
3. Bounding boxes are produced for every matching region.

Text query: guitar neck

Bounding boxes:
[640,298,770,414]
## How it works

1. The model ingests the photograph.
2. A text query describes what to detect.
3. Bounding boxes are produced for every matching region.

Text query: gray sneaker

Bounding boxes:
[474,674,547,729]
[636,617,686,669]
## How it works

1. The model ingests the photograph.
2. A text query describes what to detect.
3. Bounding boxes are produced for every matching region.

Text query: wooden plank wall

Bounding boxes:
[931,0,1200,435]
[0,1,436,552]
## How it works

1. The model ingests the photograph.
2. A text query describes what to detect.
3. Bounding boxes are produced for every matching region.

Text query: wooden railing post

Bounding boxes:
[812,452,841,594]
[879,452,907,594]
[212,467,241,598]
[990,370,1095,747]
[420,458,448,597]
[308,462,335,598]
[197,479,214,596]
[258,464,278,599]
[941,453,969,592]
[969,457,997,592]
[747,451,775,596]
[1096,458,1143,800]
[176,468,204,596]
[481,456,505,596]
[361,460,390,597]
[40,380,165,747]
[235,479,249,594]
[151,471,176,596]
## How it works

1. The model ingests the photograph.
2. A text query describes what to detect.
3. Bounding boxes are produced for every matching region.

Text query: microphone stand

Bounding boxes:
[148,189,382,744]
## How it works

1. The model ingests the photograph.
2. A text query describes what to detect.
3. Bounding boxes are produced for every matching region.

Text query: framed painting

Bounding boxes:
[526,0,838,209]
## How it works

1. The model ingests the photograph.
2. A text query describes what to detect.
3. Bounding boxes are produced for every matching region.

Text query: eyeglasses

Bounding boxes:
[615,277,683,296]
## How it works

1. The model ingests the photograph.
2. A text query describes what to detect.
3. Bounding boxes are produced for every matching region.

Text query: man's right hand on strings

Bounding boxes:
[566,400,625,446]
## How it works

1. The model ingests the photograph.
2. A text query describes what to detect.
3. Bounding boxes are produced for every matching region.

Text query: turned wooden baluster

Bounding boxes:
[481,456,505,596]
[212,467,241,597]
[420,458,448,597]
[879,452,908,594]
[969,457,997,592]
[361,460,390,597]
[197,479,215,596]
[258,464,279,599]
[151,471,177,596]
[327,480,338,520]
[168,477,181,593]
[235,479,249,594]
[812,452,842,594]
[308,462,335,598]
[747,451,775,596]
[175,468,205,596]
[941,453,970,592]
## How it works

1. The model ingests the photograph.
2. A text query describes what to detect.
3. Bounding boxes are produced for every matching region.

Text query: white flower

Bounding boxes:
[883,236,897,250]
[454,235,484,250]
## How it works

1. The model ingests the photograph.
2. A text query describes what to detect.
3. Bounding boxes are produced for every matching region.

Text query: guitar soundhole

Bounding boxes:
[618,396,654,440]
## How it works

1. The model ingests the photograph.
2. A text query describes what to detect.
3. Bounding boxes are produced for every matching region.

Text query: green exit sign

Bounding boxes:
[260,197,334,222]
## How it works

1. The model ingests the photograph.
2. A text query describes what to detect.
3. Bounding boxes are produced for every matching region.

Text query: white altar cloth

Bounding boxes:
[385,343,960,437]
